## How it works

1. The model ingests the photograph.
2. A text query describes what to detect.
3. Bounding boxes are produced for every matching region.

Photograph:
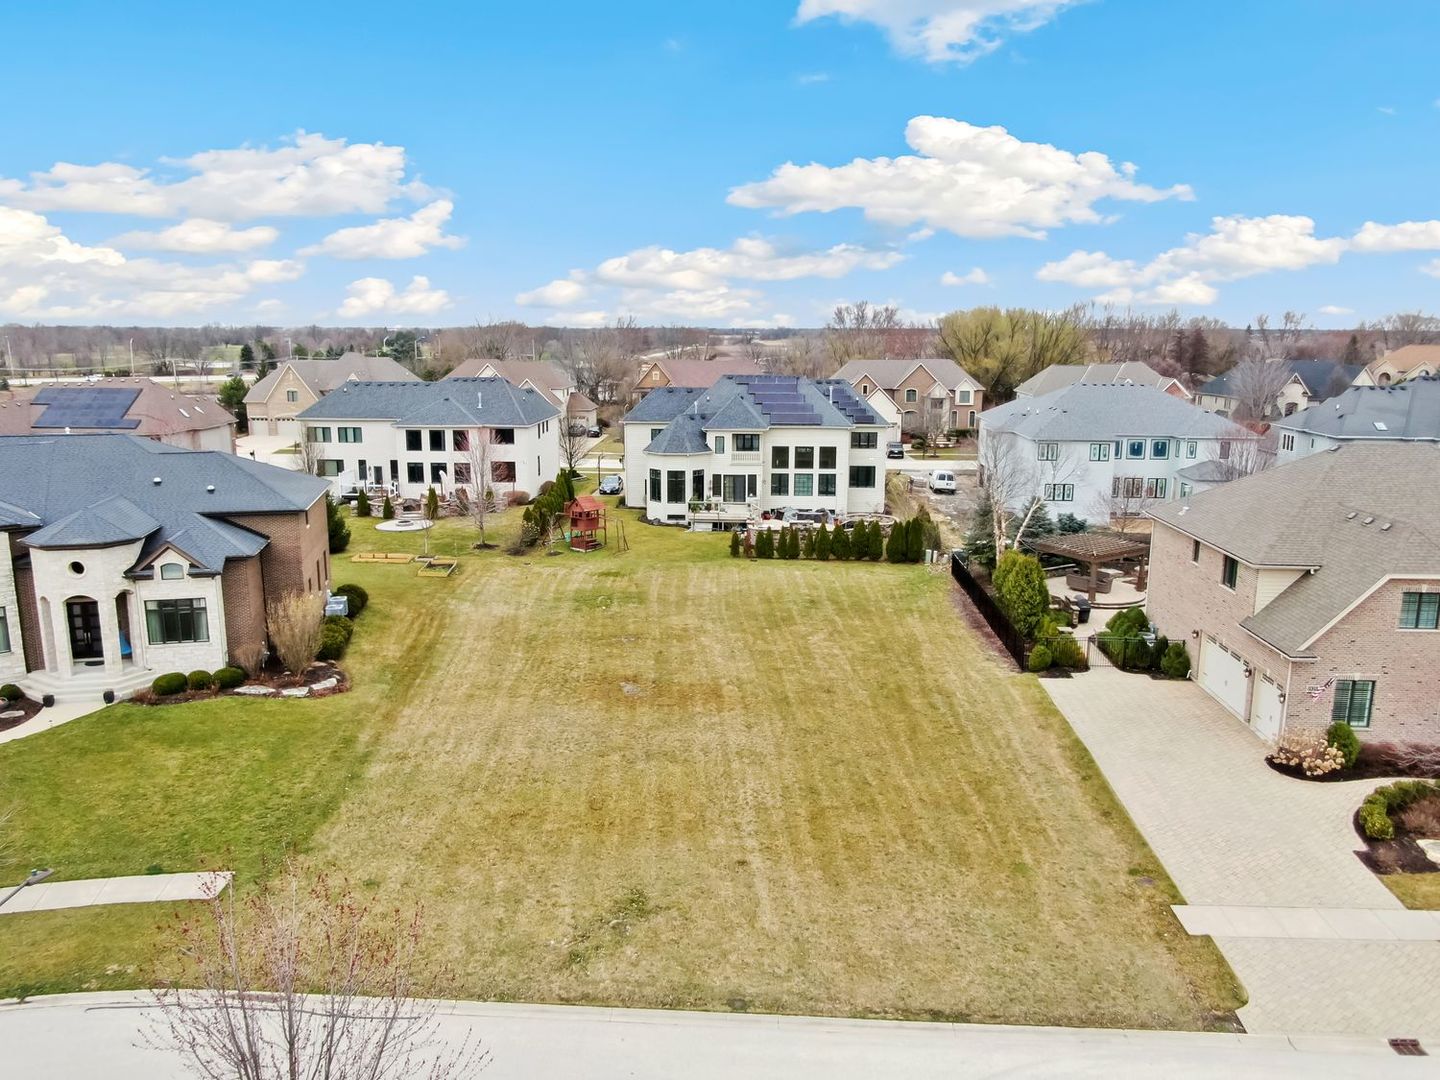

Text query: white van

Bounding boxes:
[928,469,956,494]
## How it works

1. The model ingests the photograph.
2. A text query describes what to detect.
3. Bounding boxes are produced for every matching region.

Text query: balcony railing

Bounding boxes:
[729,450,762,464]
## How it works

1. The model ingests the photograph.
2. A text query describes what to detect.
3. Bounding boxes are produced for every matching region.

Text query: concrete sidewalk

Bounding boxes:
[0,992,1431,1080]
[0,872,231,915]
[0,700,98,745]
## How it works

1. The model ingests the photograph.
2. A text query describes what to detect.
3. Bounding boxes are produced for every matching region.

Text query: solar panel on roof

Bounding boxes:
[32,387,142,429]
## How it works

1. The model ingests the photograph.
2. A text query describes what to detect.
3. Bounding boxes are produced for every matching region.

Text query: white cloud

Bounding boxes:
[1038,215,1345,306]
[796,71,832,84]
[592,237,903,290]
[546,309,610,328]
[1377,105,1397,115]
[300,199,464,259]
[940,267,990,286]
[2,132,426,220]
[1423,259,1440,279]
[0,205,302,319]
[795,1,1081,65]
[110,218,278,253]
[337,275,451,319]
[728,116,1190,239]
[515,277,589,307]
[1351,219,1440,252]
[1318,304,1354,316]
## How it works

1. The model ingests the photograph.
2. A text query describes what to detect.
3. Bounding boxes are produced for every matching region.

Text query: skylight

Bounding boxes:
[1373,421,1388,431]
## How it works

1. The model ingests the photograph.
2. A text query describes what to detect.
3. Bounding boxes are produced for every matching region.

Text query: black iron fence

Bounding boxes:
[949,553,1027,670]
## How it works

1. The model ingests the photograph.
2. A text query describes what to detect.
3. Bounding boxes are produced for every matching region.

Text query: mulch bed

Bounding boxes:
[0,696,43,731]
[131,661,350,706]
[1352,809,1440,876]
[1265,757,1440,784]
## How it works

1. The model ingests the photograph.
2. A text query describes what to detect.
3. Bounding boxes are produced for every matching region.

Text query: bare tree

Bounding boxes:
[767,335,828,379]
[293,431,323,477]
[557,421,585,478]
[265,592,324,677]
[463,430,499,548]
[977,433,1080,554]
[1092,478,1155,534]
[824,301,935,365]
[1207,433,1273,481]
[1359,311,1440,351]
[1228,358,1294,421]
[1246,312,1310,361]
[148,873,488,1080]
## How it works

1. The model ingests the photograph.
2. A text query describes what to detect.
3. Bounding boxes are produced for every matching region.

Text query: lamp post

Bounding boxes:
[0,867,55,911]
[128,338,135,377]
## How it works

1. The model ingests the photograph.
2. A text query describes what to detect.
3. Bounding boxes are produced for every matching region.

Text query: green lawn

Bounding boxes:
[0,499,1240,1026]
[1383,873,1440,910]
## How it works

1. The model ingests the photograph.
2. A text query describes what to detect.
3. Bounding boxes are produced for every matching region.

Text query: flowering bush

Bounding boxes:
[1268,729,1345,777]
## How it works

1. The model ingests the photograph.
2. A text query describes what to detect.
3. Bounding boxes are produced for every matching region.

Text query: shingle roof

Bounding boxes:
[1367,344,1440,378]
[1199,358,1362,400]
[1149,442,1440,656]
[833,357,984,393]
[244,353,420,404]
[0,379,236,436]
[296,378,559,427]
[982,383,1249,441]
[1013,362,1180,398]
[622,386,705,424]
[0,434,329,574]
[1274,376,1440,442]
[443,358,571,392]
[634,356,760,390]
[1174,460,1235,483]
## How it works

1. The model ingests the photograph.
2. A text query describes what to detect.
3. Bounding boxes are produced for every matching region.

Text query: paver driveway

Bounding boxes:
[1044,669,1440,1037]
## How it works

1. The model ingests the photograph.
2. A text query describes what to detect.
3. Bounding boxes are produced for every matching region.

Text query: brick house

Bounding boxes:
[0,434,331,705]
[628,355,761,406]
[0,379,237,452]
[1145,442,1440,744]
[833,357,985,435]
[244,353,420,437]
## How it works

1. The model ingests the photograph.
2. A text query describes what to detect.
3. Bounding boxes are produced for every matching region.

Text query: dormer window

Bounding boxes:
[160,563,185,580]
[904,388,918,402]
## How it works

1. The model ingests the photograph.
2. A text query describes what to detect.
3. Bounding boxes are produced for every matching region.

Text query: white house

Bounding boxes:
[621,375,888,529]
[978,383,1254,524]
[1273,376,1440,465]
[295,378,561,501]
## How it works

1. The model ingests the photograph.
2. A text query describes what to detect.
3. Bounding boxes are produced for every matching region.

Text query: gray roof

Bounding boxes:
[622,386,706,425]
[1013,362,1180,398]
[296,378,558,427]
[0,434,329,574]
[982,383,1249,441]
[244,353,420,404]
[1274,376,1440,443]
[1200,358,1362,401]
[834,357,982,392]
[1174,460,1235,483]
[1149,442,1440,657]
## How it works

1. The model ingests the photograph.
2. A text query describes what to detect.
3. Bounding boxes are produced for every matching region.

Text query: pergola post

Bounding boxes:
[1087,559,1099,604]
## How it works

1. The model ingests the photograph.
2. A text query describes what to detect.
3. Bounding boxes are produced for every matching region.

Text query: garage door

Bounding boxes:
[1250,675,1285,742]
[1198,636,1248,718]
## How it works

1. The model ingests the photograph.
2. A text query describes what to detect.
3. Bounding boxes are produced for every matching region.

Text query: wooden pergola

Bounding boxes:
[1027,532,1151,603]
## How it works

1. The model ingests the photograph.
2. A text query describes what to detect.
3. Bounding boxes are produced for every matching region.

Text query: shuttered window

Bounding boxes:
[1330,679,1375,729]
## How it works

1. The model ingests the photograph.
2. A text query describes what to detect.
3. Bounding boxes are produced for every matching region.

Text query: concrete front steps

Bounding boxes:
[18,666,154,707]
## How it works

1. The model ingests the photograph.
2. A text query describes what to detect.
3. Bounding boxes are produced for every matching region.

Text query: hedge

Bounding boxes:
[318,616,354,661]
[186,670,214,692]
[1359,779,1440,840]
[214,666,246,690]
[152,672,188,696]
[334,583,369,616]
[0,683,21,702]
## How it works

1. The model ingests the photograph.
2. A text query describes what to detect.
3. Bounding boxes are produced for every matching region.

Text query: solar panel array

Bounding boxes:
[32,387,142,430]
[821,381,884,426]
[747,377,820,425]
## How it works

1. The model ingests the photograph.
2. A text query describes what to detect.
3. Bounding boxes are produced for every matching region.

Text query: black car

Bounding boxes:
[597,474,623,495]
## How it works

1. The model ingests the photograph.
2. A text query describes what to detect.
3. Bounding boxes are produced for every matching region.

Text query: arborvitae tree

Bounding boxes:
[831,524,852,560]
[424,486,440,520]
[239,342,255,370]
[906,516,925,563]
[789,527,802,560]
[325,493,350,554]
[867,521,884,561]
[801,528,815,559]
[886,522,905,563]
[1341,333,1365,366]
[851,520,869,561]
[729,530,741,557]
[757,529,774,559]
[381,495,395,520]
[964,494,998,569]
[354,489,372,518]
[814,523,831,561]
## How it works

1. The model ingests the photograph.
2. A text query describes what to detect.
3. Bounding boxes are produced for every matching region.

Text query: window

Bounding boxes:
[692,470,705,502]
[306,426,331,443]
[0,606,10,653]
[1113,440,1122,457]
[1089,442,1111,461]
[491,461,515,483]
[849,465,876,488]
[1126,439,1146,459]
[407,462,424,483]
[285,389,299,403]
[850,431,878,449]
[337,427,362,444]
[1151,439,1169,459]
[1037,442,1059,461]
[794,446,814,469]
[1399,592,1440,630]
[666,470,685,503]
[430,463,446,483]
[818,473,836,496]
[453,462,472,485]
[794,474,814,496]
[405,430,422,452]
[452,430,469,452]
[317,460,342,477]
[819,446,836,469]
[1186,440,1197,458]
[1114,476,1143,498]
[1331,679,1375,728]
[1221,555,1238,590]
[145,598,209,645]
[1145,478,1167,499]
[904,388,918,402]
[1179,482,1191,497]
[1280,433,1295,452]
[651,427,664,441]
[648,469,661,502]
[1042,483,1074,502]
[771,446,789,469]
[494,428,515,445]
[160,563,185,580]
[734,433,760,452]
[957,389,972,404]
[860,382,870,395]
[1191,540,1201,564]
[713,435,725,454]
[770,473,789,496]
[1219,440,1232,460]
[428,430,444,452]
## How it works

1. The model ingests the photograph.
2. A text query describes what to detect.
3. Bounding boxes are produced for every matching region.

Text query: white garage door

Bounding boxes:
[1250,675,1285,741]
[1199,637,1248,718]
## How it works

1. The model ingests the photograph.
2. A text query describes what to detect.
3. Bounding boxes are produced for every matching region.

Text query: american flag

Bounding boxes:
[1307,677,1335,701]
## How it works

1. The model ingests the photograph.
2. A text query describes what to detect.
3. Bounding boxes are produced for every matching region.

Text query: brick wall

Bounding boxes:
[221,555,266,669]
[1286,580,1440,742]
[9,534,43,673]
[233,497,330,600]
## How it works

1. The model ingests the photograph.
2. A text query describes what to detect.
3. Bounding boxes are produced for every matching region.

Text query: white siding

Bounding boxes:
[1253,568,1305,614]
[0,542,25,683]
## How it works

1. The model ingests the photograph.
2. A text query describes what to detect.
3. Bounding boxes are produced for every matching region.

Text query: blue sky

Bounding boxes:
[1,0,1437,327]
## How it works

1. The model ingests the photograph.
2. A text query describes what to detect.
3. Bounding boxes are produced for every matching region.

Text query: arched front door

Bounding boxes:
[66,597,103,662]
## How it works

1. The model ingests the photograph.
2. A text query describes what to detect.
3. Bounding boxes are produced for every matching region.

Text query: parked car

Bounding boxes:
[587,424,602,438]
[597,474,623,495]
[928,469,957,494]
[886,441,905,459]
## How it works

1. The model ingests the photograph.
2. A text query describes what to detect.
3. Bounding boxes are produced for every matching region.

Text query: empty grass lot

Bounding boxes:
[0,500,1239,1026]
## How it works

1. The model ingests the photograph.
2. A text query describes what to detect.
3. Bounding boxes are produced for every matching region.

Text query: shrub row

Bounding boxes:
[1359,780,1440,840]
[319,615,354,661]
[732,513,940,563]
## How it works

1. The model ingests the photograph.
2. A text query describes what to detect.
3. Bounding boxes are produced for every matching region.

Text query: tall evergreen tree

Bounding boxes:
[814,523,831,561]
[326,493,351,554]
[905,517,924,563]
[886,522,905,563]
[354,489,372,518]
[1340,333,1365,367]
[801,528,815,559]
[424,486,440,520]
[729,530,741,557]
[239,342,255,370]
[831,524,852,560]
